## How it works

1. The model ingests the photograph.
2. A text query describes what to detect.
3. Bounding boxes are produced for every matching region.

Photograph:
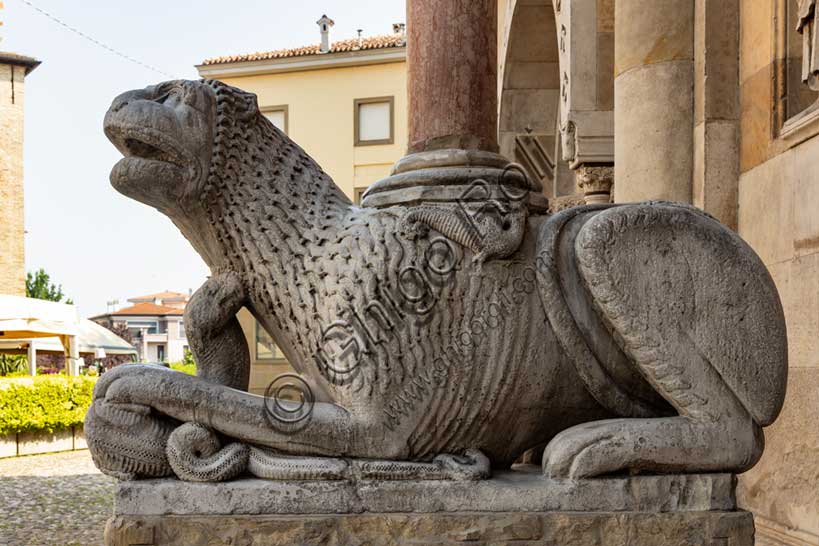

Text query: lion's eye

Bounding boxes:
[158,87,186,108]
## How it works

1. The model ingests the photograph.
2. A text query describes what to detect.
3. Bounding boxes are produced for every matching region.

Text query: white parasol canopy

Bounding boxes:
[0,295,135,374]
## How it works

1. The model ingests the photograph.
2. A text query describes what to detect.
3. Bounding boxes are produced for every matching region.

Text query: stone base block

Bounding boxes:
[105,511,754,546]
[105,469,753,545]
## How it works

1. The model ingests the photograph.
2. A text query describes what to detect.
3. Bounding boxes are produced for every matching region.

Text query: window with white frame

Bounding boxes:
[262,106,288,134]
[355,97,394,146]
[178,321,186,339]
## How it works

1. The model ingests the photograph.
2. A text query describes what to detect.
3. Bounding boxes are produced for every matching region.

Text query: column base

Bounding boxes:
[361,149,549,212]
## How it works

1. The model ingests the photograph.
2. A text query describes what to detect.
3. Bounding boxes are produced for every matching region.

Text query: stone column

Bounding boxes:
[362,0,546,212]
[614,0,694,204]
[407,0,498,154]
[692,0,739,229]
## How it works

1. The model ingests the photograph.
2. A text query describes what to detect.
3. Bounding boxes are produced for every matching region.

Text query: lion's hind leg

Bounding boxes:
[542,339,763,478]
[543,203,778,479]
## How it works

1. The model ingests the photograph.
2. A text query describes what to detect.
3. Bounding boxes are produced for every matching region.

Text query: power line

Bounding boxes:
[18,0,174,78]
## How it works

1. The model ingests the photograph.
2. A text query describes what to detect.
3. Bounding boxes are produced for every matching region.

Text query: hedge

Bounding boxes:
[0,376,96,436]
[169,362,196,375]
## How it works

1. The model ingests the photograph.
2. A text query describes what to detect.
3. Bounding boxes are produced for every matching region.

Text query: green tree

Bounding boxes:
[25,268,73,304]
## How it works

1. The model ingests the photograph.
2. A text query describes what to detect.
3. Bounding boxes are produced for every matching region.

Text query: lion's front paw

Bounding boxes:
[542,420,632,480]
[94,363,180,404]
[435,449,491,480]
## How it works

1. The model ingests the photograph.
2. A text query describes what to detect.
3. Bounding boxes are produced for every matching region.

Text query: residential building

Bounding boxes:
[197,16,407,393]
[0,51,39,296]
[92,291,190,363]
[196,16,407,203]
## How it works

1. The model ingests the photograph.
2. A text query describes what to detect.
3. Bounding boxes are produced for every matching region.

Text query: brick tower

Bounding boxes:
[0,51,39,296]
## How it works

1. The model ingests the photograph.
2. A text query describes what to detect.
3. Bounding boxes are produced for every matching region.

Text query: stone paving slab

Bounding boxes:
[0,450,114,546]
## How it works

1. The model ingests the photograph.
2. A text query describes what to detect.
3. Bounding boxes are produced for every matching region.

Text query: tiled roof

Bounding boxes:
[109,302,184,316]
[128,291,188,301]
[201,34,406,66]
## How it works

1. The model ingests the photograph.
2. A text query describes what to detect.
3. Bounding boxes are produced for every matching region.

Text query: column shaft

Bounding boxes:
[614,0,695,203]
[407,0,498,153]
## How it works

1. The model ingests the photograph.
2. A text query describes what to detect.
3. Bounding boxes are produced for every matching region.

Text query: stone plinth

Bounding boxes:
[105,468,753,546]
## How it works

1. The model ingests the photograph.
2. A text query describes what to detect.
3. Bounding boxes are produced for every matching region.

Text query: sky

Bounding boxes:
[3,0,405,317]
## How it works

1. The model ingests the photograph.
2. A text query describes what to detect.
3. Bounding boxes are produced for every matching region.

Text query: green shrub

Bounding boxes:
[169,349,197,376]
[0,376,96,436]
[3,371,31,378]
[169,362,196,375]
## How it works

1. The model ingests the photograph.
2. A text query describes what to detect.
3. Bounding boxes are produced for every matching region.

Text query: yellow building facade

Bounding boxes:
[197,25,407,393]
[197,30,407,205]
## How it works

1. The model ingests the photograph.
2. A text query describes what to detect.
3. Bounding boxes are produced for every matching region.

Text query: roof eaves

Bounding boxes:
[0,52,41,75]
[201,35,405,66]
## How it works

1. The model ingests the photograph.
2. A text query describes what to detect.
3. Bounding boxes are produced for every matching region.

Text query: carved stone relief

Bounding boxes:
[775,0,819,140]
[85,79,788,487]
[553,0,614,169]
[798,0,819,90]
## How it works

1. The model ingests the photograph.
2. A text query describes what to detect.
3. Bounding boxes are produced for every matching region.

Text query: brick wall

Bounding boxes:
[0,63,26,296]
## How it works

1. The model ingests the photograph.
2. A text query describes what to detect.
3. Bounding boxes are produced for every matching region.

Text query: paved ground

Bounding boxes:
[0,450,114,546]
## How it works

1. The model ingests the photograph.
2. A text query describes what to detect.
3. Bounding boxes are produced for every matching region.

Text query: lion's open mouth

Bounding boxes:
[107,124,192,203]
[109,125,188,169]
[104,81,217,209]
[123,137,178,165]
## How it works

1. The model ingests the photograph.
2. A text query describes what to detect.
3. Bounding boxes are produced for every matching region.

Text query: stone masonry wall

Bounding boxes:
[0,63,26,296]
[736,2,819,543]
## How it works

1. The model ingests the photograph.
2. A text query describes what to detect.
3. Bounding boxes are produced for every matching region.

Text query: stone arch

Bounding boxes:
[499,0,615,199]
[499,0,572,198]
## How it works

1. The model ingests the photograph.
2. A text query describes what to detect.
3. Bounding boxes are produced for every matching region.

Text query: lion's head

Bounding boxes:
[104,79,265,266]
[104,80,214,209]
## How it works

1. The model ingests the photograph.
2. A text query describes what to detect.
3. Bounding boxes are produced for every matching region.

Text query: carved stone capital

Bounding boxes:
[576,165,614,205]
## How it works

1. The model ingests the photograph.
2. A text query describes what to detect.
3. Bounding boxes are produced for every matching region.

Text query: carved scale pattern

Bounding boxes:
[192,81,545,461]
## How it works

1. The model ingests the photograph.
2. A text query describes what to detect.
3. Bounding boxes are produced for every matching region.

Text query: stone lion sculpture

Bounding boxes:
[86,79,787,483]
